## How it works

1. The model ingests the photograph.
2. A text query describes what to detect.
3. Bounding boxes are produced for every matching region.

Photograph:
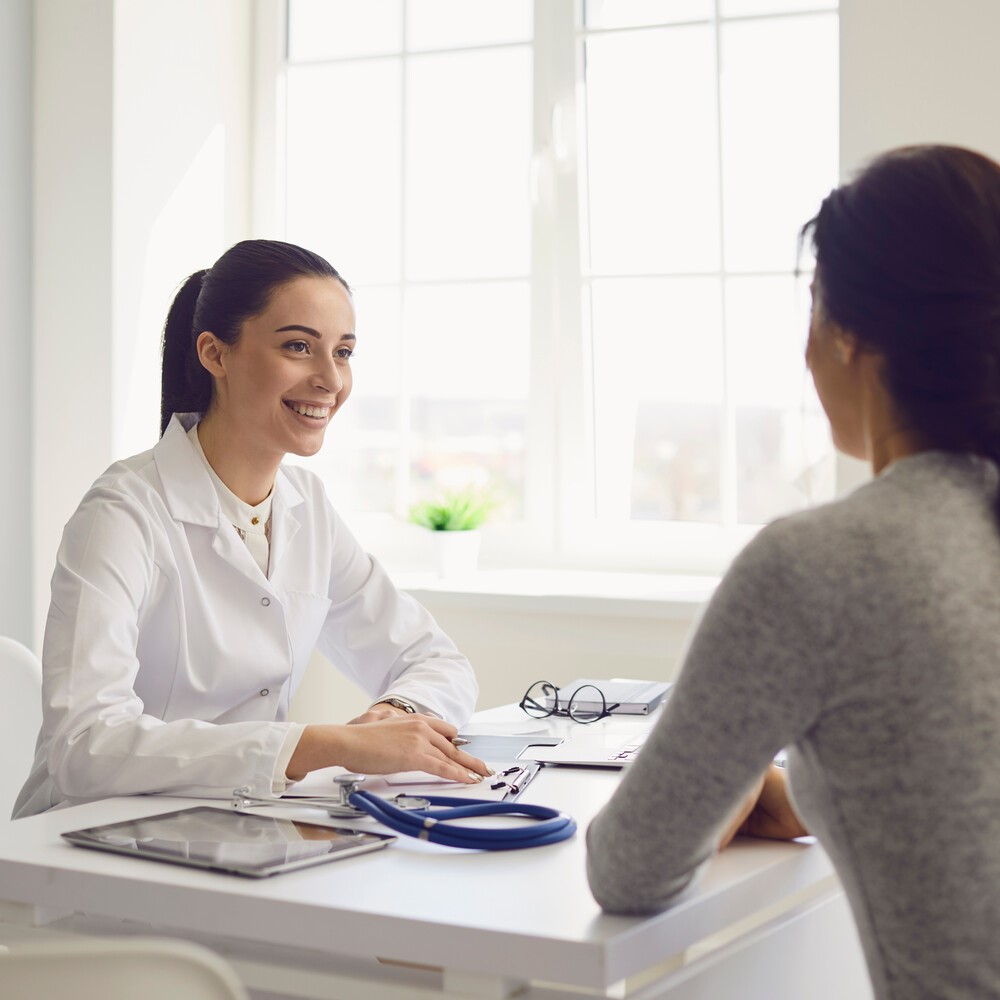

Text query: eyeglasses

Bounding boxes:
[519,680,620,724]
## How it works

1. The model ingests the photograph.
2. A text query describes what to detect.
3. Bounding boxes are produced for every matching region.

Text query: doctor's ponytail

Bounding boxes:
[161,270,210,435]
[159,240,347,436]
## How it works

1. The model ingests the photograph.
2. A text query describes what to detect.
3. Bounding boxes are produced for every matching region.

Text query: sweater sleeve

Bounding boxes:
[586,522,829,913]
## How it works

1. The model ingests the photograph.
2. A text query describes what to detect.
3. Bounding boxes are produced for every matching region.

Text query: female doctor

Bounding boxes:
[14,239,490,818]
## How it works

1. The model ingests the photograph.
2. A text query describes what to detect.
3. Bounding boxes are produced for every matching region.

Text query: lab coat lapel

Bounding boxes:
[154,414,276,592]
[267,468,304,586]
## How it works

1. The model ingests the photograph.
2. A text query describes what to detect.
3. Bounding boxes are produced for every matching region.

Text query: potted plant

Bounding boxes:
[409,486,496,577]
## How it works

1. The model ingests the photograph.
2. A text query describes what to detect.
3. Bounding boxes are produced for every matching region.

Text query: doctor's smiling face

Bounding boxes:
[197,275,356,466]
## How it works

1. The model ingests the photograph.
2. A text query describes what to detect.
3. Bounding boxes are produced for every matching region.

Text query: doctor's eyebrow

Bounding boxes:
[274,325,356,342]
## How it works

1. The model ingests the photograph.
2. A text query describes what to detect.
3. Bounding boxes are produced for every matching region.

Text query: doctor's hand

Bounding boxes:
[718,765,810,850]
[346,704,413,725]
[286,717,492,785]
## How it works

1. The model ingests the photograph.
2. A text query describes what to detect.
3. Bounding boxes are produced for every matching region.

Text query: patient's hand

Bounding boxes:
[719,765,810,849]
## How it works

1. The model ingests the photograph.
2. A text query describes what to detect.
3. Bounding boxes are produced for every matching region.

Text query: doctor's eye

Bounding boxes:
[334,346,354,361]
[284,340,310,354]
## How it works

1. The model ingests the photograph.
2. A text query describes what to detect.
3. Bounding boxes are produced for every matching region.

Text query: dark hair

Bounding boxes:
[801,144,1000,465]
[160,239,348,435]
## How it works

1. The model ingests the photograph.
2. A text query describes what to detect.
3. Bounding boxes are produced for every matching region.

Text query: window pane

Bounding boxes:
[584,0,712,29]
[721,0,836,17]
[407,0,532,51]
[720,14,838,272]
[286,62,402,285]
[288,288,402,512]
[727,275,831,523]
[585,26,720,275]
[287,0,402,61]
[405,282,529,516]
[591,278,724,523]
[405,48,532,281]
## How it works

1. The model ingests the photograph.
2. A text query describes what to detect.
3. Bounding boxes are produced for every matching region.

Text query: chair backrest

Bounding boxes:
[0,636,43,819]
[0,937,249,1000]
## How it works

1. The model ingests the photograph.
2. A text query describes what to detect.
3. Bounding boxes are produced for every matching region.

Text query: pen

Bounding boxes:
[508,764,539,797]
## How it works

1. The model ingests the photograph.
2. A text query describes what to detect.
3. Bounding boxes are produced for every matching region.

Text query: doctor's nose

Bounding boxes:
[312,358,344,396]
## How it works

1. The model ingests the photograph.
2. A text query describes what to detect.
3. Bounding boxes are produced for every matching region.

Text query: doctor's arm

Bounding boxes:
[41,489,293,803]
[315,506,480,725]
[585,526,819,914]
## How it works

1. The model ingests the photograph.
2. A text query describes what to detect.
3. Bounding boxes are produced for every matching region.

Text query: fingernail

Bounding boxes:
[468,771,482,782]
[487,768,496,776]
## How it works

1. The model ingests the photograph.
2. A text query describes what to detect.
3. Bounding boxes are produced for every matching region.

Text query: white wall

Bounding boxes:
[113,0,252,459]
[31,0,252,648]
[840,0,1000,173]
[0,0,33,647]
[832,0,1000,497]
[32,0,114,652]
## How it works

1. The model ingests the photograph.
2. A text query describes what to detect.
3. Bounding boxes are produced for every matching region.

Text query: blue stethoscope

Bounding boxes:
[232,773,576,851]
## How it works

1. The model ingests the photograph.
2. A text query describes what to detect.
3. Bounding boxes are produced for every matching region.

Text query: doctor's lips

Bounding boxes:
[283,400,332,420]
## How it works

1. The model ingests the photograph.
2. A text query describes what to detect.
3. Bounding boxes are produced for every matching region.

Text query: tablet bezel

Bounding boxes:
[61,805,395,878]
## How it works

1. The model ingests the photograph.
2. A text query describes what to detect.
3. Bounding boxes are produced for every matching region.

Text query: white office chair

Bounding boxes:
[0,937,249,1000]
[0,636,43,820]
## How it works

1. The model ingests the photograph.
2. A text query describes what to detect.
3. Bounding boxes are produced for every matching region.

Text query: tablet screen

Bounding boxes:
[62,805,395,877]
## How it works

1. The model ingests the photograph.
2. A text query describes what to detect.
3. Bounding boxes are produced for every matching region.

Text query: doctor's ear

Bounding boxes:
[833,331,858,366]
[195,331,229,378]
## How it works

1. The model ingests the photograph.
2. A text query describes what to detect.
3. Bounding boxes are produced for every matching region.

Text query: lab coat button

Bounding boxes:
[260,597,271,607]
[260,688,269,697]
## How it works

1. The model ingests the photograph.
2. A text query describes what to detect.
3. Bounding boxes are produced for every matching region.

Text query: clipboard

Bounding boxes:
[379,760,543,802]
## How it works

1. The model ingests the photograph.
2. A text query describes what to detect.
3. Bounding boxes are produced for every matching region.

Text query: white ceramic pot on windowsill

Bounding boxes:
[431,529,482,578]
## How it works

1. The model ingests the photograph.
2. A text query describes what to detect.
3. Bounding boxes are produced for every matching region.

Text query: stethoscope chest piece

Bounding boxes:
[329,773,431,815]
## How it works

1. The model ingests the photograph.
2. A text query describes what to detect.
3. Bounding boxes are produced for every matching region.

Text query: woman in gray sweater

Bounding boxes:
[586,145,1000,999]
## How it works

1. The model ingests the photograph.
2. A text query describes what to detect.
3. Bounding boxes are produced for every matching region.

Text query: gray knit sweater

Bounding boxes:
[587,452,1000,999]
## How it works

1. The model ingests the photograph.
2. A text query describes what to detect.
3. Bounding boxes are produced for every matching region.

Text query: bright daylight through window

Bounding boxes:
[265,0,840,573]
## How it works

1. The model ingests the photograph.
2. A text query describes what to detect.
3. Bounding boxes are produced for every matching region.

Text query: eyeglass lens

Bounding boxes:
[521,680,559,718]
[567,684,606,724]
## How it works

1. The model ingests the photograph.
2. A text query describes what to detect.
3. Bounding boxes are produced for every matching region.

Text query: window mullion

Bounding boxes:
[713,0,738,529]
[396,6,411,519]
[530,0,587,556]
[250,0,287,237]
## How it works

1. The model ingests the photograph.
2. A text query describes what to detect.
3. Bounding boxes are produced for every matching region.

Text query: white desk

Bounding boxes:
[0,708,871,999]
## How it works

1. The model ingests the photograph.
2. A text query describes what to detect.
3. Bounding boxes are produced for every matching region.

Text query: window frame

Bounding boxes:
[251,0,841,577]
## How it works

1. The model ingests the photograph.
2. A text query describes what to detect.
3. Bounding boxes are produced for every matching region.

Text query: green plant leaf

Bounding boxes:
[408,486,497,531]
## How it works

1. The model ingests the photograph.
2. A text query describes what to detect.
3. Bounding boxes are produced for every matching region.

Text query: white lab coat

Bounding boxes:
[14,414,477,818]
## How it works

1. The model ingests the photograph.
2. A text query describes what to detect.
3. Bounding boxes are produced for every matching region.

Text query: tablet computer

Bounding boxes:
[62,805,395,878]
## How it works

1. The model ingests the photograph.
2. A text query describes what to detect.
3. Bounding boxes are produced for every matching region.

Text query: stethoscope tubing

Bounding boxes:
[349,790,576,850]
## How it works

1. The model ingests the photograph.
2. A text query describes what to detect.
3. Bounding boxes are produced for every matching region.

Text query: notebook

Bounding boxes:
[547,679,672,716]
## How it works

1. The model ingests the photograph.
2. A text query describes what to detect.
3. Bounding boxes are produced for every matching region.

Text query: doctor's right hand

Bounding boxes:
[285,717,491,785]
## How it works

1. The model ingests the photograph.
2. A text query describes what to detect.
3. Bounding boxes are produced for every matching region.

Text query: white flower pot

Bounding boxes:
[431,529,481,578]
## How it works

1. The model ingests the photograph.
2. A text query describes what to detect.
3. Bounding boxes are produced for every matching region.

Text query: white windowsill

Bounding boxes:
[392,569,719,620]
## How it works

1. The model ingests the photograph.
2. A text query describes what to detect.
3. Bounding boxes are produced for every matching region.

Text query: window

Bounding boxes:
[255,0,839,574]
